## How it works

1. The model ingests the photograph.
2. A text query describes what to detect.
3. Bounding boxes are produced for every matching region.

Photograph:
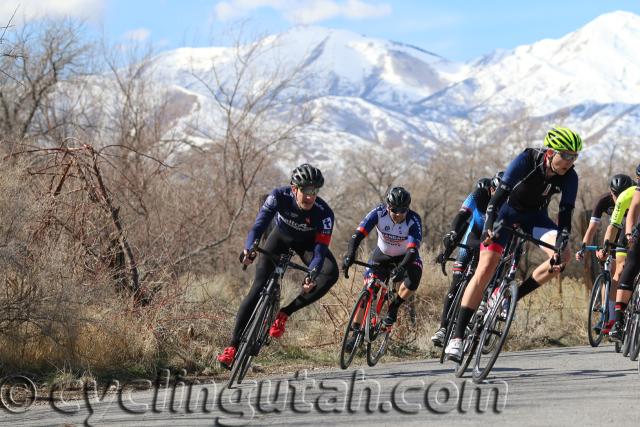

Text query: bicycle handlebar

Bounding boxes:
[436,243,473,276]
[343,259,398,279]
[584,241,627,252]
[241,245,310,274]
[493,222,557,252]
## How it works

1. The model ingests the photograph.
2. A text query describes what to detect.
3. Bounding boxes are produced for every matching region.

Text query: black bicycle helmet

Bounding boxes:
[491,171,504,190]
[610,174,634,196]
[290,163,324,188]
[476,178,492,191]
[386,186,411,208]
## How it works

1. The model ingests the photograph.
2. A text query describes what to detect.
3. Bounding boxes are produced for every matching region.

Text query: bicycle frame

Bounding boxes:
[228,246,309,388]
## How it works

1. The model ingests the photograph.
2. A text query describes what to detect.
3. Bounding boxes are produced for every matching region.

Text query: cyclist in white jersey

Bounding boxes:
[342,187,423,350]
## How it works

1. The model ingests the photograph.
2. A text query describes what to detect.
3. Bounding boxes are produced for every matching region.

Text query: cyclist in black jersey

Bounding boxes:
[216,164,339,368]
[445,127,582,362]
[609,165,640,340]
[575,174,634,333]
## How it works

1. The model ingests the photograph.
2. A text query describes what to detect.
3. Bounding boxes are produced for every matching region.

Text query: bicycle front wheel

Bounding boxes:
[587,274,607,347]
[366,290,392,367]
[228,293,274,388]
[440,277,468,364]
[340,290,369,369]
[472,280,518,383]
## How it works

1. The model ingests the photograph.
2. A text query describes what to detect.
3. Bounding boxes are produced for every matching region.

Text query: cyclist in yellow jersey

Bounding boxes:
[609,165,640,341]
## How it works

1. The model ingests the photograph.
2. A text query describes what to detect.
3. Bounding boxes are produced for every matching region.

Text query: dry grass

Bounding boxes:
[0,157,593,384]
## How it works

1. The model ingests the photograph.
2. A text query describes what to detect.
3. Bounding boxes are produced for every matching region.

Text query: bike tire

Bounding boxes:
[622,307,634,357]
[440,277,468,363]
[228,293,273,388]
[366,290,392,367]
[455,327,479,378]
[587,274,607,347]
[340,290,369,369]
[472,280,518,383]
[630,313,640,361]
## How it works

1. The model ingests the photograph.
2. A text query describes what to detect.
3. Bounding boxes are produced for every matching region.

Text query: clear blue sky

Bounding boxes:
[4,0,640,62]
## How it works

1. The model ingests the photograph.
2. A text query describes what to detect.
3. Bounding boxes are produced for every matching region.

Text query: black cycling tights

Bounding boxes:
[619,240,640,292]
[230,227,339,347]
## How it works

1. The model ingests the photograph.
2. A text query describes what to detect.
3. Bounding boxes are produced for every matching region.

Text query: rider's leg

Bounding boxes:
[610,252,626,315]
[451,248,502,339]
[439,245,473,328]
[385,258,423,325]
[280,249,339,316]
[613,241,640,324]
[517,223,572,302]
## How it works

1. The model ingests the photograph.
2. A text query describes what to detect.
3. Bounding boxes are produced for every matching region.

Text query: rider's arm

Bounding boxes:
[582,222,599,245]
[396,214,422,269]
[583,193,611,244]
[626,188,640,236]
[483,151,530,232]
[557,170,579,232]
[347,206,380,255]
[244,190,279,250]
[602,224,617,245]
[450,190,479,236]
[308,211,335,277]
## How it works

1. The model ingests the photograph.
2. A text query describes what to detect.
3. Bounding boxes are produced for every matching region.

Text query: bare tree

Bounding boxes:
[175,30,313,264]
[0,19,90,154]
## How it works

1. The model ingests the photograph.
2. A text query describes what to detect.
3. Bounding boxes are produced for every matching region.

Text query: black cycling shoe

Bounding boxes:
[608,321,624,342]
[383,308,398,327]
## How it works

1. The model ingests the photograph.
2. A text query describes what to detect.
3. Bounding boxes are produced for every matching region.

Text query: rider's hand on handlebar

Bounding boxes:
[549,252,565,273]
[575,243,586,261]
[302,276,316,294]
[342,253,355,278]
[481,228,494,246]
[390,266,406,283]
[442,230,457,250]
[240,249,257,265]
[595,249,607,262]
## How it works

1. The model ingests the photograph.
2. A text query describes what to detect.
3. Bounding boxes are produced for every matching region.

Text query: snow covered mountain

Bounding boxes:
[142,10,640,166]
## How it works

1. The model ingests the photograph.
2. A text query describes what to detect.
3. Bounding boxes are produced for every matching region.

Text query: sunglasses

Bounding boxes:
[297,186,320,196]
[389,206,408,214]
[555,151,579,162]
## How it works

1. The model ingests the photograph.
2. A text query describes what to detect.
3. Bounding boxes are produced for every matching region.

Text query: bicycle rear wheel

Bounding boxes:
[340,290,369,369]
[228,293,274,388]
[472,280,518,383]
[622,305,634,357]
[587,274,607,347]
[629,306,640,361]
[366,290,392,367]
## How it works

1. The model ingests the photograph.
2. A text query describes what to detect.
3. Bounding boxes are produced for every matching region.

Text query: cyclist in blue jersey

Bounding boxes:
[217,164,339,368]
[445,127,582,362]
[342,187,422,350]
[431,172,502,347]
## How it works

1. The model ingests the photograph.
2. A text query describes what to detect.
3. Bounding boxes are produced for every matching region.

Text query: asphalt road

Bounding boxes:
[5,345,640,426]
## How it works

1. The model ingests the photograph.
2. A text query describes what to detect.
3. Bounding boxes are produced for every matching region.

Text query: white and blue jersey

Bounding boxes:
[356,204,422,257]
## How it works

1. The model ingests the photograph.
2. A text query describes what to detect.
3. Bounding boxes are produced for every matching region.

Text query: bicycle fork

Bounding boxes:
[360,285,387,343]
